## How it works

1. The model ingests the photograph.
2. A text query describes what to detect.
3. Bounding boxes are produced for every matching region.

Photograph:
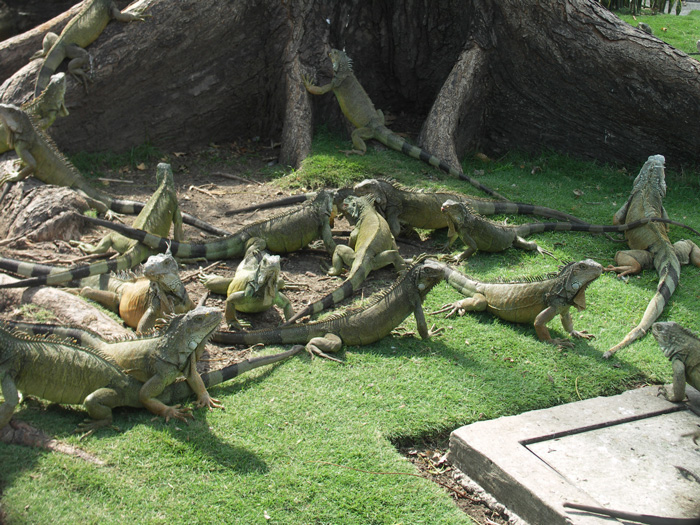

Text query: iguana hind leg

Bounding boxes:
[328,245,355,276]
[0,374,20,429]
[604,249,652,277]
[306,333,343,362]
[30,32,58,61]
[63,44,91,91]
[342,127,375,156]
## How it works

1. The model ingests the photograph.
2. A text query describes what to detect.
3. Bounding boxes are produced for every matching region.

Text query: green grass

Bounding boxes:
[2,132,700,524]
[617,9,700,55]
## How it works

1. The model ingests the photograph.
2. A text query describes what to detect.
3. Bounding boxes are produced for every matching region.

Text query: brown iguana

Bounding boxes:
[652,321,700,402]
[199,238,296,329]
[440,198,700,262]
[303,49,510,201]
[0,162,182,290]
[603,155,700,358]
[0,73,68,155]
[563,501,699,525]
[31,0,149,95]
[430,259,603,347]
[213,256,446,360]
[0,104,229,235]
[0,306,223,434]
[73,190,339,261]
[284,194,405,324]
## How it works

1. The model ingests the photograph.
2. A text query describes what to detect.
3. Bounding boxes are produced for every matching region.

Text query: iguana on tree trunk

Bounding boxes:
[213,256,445,360]
[0,306,223,435]
[0,73,68,155]
[31,0,149,96]
[603,155,700,358]
[440,199,700,262]
[0,163,183,290]
[199,238,296,329]
[74,190,339,261]
[652,321,700,402]
[430,260,603,347]
[0,104,229,235]
[303,49,509,201]
[284,194,405,324]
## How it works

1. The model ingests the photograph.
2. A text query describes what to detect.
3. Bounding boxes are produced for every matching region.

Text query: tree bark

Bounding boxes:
[0,0,698,167]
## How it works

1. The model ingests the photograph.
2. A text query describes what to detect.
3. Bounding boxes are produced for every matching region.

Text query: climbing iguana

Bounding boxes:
[0,306,223,434]
[430,259,603,347]
[75,190,339,261]
[303,49,509,201]
[652,321,700,402]
[31,0,149,95]
[199,238,296,329]
[284,194,405,324]
[603,155,700,358]
[0,73,68,155]
[440,199,700,262]
[213,256,445,359]
[0,162,182,289]
[0,104,229,235]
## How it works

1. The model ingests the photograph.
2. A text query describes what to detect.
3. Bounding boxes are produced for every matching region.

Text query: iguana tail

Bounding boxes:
[373,126,510,202]
[159,346,305,404]
[512,217,700,238]
[224,194,314,216]
[438,262,479,295]
[604,243,681,358]
[34,48,67,97]
[0,249,145,289]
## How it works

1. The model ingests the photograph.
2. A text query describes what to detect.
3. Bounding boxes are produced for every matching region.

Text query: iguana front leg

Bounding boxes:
[533,306,574,348]
[302,75,333,96]
[559,309,594,341]
[186,359,223,410]
[138,375,193,423]
[109,3,151,23]
[661,359,688,402]
[414,303,443,339]
[4,142,37,182]
[0,373,19,429]
[328,245,355,276]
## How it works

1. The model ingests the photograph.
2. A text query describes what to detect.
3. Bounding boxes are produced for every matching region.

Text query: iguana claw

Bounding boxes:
[162,405,193,423]
[429,302,465,318]
[549,338,575,349]
[570,330,595,340]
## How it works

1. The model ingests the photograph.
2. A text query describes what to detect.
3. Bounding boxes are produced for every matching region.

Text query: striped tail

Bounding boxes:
[0,249,145,289]
[513,217,700,237]
[224,194,313,216]
[158,346,304,404]
[440,263,478,296]
[374,126,510,202]
[34,48,67,97]
[604,244,681,358]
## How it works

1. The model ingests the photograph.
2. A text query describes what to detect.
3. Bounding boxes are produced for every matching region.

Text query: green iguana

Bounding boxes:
[303,49,509,201]
[284,194,405,324]
[652,321,700,402]
[213,256,446,360]
[430,259,603,347]
[0,306,223,434]
[0,104,229,235]
[0,163,182,290]
[440,199,700,262]
[199,238,295,329]
[31,0,149,95]
[603,155,700,358]
[74,190,339,261]
[0,73,68,155]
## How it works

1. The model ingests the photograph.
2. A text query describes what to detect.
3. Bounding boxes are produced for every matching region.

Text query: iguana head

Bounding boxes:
[555,259,603,310]
[632,154,666,199]
[354,179,391,207]
[142,252,188,301]
[342,194,375,222]
[39,73,69,118]
[155,162,175,187]
[161,306,223,370]
[412,256,446,298]
[329,49,353,79]
[441,200,477,225]
[652,321,696,360]
[246,254,282,298]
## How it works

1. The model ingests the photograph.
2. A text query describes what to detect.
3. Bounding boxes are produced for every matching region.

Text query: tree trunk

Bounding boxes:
[1,0,698,167]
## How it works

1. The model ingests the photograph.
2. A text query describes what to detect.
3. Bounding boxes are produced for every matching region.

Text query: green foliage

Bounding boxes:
[13,304,57,323]
[70,142,164,180]
[2,137,699,523]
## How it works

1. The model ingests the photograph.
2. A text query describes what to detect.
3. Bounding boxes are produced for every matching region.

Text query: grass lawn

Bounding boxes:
[617,9,700,55]
[1,131,699,523]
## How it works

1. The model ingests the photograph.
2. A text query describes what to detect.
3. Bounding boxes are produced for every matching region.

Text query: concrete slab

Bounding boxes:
[448,386,700,525]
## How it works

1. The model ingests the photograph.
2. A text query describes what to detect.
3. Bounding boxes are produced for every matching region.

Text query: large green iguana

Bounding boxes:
[284,194,405,325]
[440,199,700,262]
[0,163,182,290]
[0,306,224,434]
[31,0,149,96]
[430,259,603,347]
[73,190,339,261]
[0,104,229,235]
[199,238,296,329]
[603,155,700,358]
[303,49,509,201]
[0,73,68,155]
[652,321,700,402]
[213,256,446,360]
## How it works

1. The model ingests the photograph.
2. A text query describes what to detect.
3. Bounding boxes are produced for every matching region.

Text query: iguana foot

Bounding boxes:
[549,338,575,349]
[603,264,638,278]
[160,405,194,423]
[570,330,595,340]
[429,302,466,319]
[303,344,343,363]
[427,324,445,337]
[196,394,224,411]
[74,418,119,440]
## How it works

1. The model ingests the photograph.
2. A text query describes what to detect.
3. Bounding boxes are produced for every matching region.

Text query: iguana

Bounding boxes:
[0,306,223,434]
[199,238,295,329]
[0,73,68,155]
[430,259,603,347]
[603,155,700,358]
[213,256,446,359]
[0,162,182,289]
[563,501,699,525]
[652,321,700,402]
[31,0,149,96]
[74,190,339,261]
[284,194,405,324]
[0,104,229,235]
[303,49,509,201]
[440,199,700,262]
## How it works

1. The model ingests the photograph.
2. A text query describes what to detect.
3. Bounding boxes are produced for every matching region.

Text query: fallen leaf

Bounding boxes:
[173,151,187,157]
[136,162,147,171]
[264,510,271,520]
